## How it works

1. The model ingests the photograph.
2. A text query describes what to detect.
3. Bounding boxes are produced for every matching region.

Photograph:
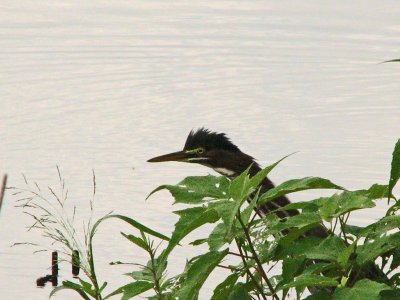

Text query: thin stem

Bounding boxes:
[229,251,254,259]
[237,211,279,300]
[148,244,162,298]
[235,239,267,300]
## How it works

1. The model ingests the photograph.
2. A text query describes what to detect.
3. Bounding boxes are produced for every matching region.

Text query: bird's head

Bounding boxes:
[148,128,257,177]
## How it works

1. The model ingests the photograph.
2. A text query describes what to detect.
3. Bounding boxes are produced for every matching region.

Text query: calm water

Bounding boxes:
[1,1,400,299]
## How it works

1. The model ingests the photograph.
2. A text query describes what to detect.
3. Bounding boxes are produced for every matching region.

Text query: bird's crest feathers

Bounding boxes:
[184,128,241,152]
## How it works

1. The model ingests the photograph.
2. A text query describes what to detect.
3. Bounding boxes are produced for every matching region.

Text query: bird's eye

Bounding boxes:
[197,148,204,154]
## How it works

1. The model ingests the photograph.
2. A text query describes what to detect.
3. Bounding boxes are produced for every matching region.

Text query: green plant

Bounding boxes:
[17,139,400,299]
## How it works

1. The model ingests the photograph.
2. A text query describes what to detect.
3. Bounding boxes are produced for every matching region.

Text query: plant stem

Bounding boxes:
[148,245,162,299]
[235,238,267,300]
[237,211,279,300]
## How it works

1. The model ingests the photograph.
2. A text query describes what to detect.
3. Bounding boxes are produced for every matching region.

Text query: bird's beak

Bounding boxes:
[147,150,189,163]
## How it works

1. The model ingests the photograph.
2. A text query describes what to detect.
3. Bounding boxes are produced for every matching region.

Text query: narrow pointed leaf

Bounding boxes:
[91,214,169,242]
[50,281,91,300]
[106,281,153,300]
[389,139,400,200]
[121,232,148,251]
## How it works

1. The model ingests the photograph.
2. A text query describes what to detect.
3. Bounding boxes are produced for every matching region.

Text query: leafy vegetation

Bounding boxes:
[15,139,400,299]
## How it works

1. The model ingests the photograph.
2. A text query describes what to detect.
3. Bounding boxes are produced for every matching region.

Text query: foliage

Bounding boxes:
[16,139,400,299]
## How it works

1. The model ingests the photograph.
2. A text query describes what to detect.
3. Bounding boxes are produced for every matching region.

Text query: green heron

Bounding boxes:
[148,128,385,282]
[148,127,325,236]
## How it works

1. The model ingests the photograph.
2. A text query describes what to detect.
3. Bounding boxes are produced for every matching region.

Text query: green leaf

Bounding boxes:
[229,165,252,201]
[332,279,391,300]
[355,184,389,199]
[228,283,251,300]
[208,223,229,251]
[258,176,344,207]
[278,274,338,291]
[91,214,169,242]
[78,278,96,297]
[147,175,229,204]
[356,231,400,266]
[380,289,400,299]
[106,281,153,300]
[248,153,294,190]
[160,207,219,261]
[211,273,239,300]
[389,139,400,200]
[50,281,91,300]
[304,290,332,300]
[281,256,306,286]
[126,270,153,282]
[270,212,322,234]
[359,215,400,238]
[176,249,229,300]
[337,243,356,268]
[303,236,346,262]
[121,232,148,251]
[319,192,375,220]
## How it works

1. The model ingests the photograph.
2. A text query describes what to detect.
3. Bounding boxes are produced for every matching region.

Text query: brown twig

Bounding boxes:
[0,174,8,214]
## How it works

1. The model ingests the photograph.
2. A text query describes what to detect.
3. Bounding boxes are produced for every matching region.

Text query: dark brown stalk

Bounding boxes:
[0,174,7,214]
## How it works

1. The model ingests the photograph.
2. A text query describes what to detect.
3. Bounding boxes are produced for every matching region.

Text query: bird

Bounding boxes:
[148,127,326,236]
[148,128,387,285]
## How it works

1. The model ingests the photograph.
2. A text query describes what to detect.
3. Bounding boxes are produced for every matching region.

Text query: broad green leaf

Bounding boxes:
[50,281,91,300]
[106,281,153,300]
[359,215,400,238]
[356,231,400,266]
[121,232,148,251]
[211,273,239,300]
[304,290,332,300]
[208,200,237,227]
[160,207,219,261]
[278,274,338,291]
[281,256,306,285]
[147,175,229,204]
[208,223,229,251]
[229,165,252,201]
[337,243,356,268]
[380,289,400,299]
[275,184,387,215]
[274,236,323,260]
[389,139,400,200]
[175,249,229,300]
[332,279,391,300]
[303,236,346,261]
[270,212,322,234]
[355,184,389,199]
[319,192,375,220]
[258,177,344,207]
[228,283,251,300]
